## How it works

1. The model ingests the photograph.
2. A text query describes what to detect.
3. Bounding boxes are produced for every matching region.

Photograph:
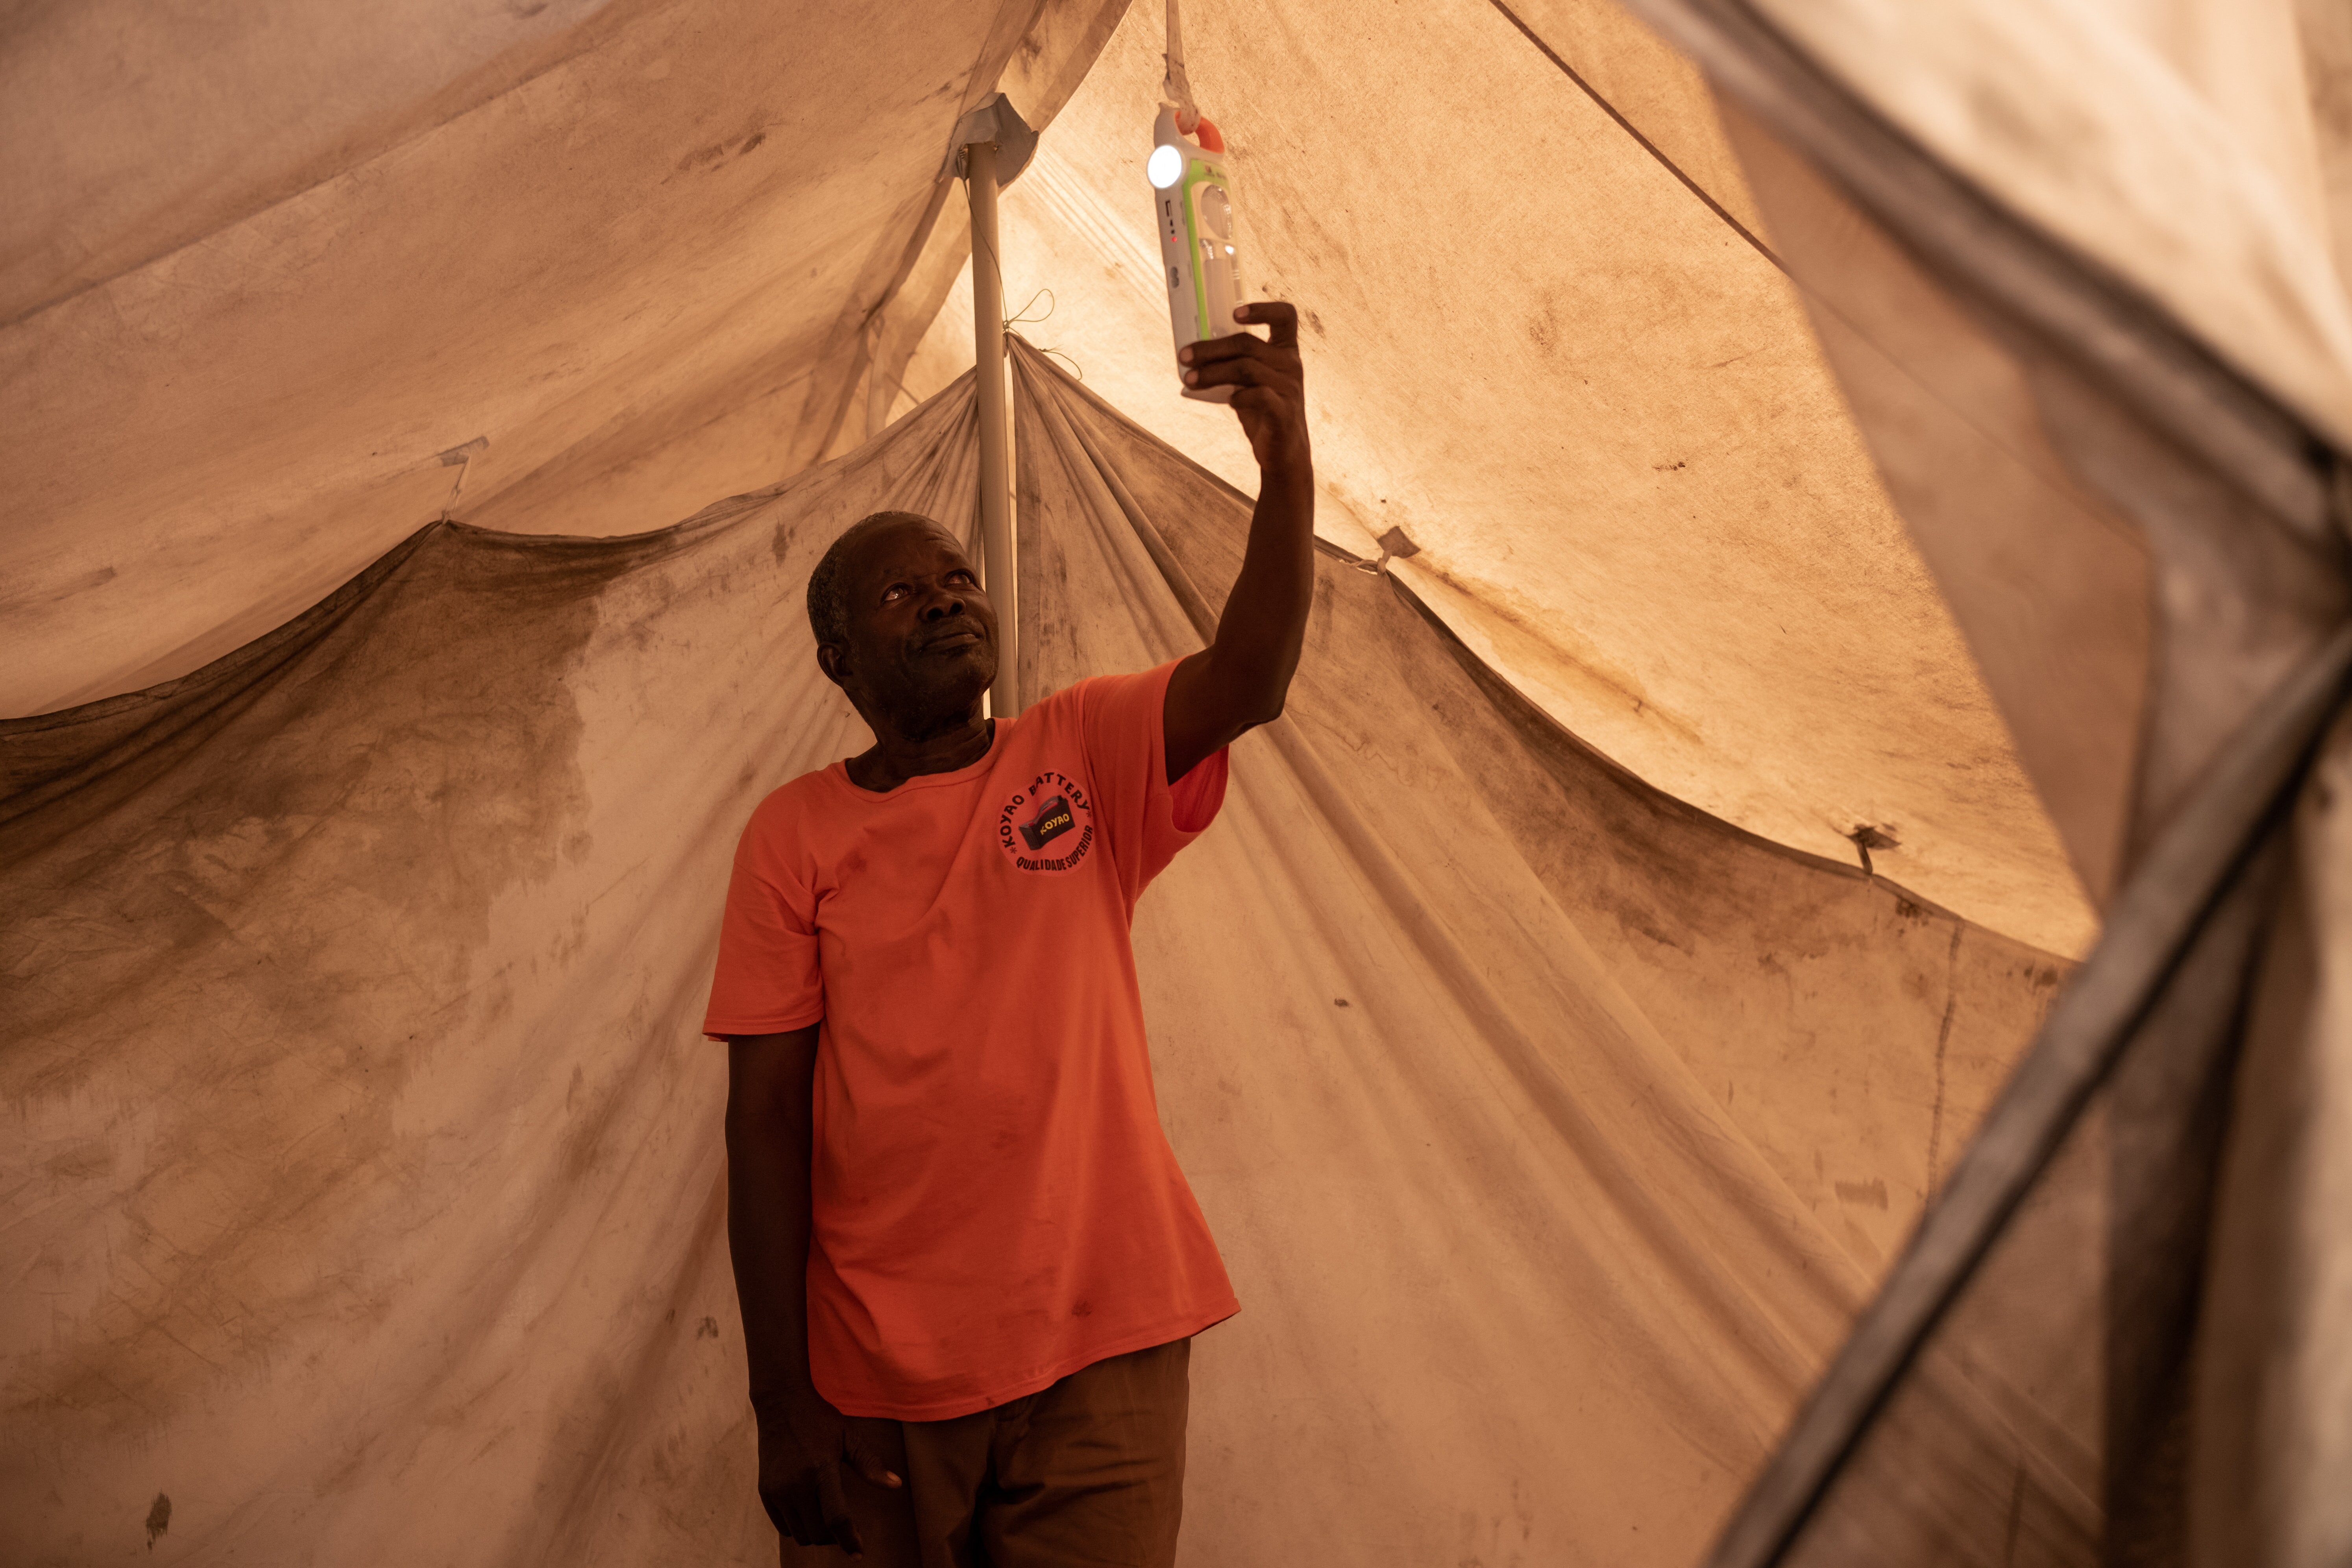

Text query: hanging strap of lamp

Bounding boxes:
[1162,0,1200,133]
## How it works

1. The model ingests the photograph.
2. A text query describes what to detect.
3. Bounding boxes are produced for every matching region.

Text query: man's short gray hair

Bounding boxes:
[806,511,942,647]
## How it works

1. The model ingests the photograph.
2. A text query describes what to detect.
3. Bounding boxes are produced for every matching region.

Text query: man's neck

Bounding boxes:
[844,709,995,793]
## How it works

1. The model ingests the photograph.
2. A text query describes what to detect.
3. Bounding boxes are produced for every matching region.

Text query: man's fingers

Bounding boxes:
[1183,356,1296,393]
[1178,331,1270,365]
[1178,320,1304,367]
[769,1485,823,1546]
[759,1481,800,1535]
[817,1466,864,1557]
[1182,357,1261,389]
[1236,299,1300,346]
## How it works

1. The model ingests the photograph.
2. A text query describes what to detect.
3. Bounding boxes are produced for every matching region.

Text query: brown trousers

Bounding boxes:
[816,1339,1191,1568]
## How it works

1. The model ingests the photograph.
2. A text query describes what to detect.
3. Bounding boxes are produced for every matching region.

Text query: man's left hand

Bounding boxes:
[1181,302,1308,477]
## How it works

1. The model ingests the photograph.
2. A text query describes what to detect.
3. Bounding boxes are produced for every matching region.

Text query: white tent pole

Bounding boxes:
[965,139,1019,717]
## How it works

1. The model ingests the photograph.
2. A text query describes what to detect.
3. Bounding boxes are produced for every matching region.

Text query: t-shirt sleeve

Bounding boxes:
[702,793,826,1037]
[1077,659,1230,905]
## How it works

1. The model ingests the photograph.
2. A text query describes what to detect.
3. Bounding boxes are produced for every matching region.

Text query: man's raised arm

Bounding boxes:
[1161,300,1313,782]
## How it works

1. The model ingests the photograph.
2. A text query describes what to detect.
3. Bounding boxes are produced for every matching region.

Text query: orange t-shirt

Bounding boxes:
[703,660,1238,1420]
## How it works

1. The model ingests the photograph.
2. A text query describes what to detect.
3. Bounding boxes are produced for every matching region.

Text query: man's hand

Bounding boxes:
[754,1387,902,1559]
[1180,302,1308,476]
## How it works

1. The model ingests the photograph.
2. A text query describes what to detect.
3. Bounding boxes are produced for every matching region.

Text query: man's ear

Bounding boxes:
[815,642,848,688]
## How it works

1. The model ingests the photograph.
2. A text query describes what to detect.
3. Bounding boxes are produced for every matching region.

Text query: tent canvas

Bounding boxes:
[3,351,2060,1562]
[7,0,2352,1563]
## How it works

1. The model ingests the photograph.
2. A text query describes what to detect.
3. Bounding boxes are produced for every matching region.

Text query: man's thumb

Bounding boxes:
[842,1434,903,1490]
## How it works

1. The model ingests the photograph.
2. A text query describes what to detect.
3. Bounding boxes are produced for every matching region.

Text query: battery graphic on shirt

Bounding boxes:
[1019,794,1077,851]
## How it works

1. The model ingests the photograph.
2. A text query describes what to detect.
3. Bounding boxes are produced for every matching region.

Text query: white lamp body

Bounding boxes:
[1150,106,1243,403]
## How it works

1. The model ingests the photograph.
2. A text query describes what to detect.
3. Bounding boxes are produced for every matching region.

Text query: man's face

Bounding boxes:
[823,519,999,724]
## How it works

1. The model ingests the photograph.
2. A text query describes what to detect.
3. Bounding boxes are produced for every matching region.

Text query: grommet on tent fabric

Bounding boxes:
[1355,525,1422,575]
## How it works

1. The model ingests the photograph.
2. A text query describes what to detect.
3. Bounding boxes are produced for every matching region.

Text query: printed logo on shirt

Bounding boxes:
[997,769,1095,874]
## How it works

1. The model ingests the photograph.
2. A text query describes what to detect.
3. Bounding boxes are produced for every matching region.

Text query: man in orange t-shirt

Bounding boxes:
[708,302,1309,1568]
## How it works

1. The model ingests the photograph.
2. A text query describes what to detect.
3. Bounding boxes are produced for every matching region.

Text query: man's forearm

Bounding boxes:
[1162,302,1314,777]
[1204,457,1315,723]
[725,1032,819,1401]
[727,1030,897,1551]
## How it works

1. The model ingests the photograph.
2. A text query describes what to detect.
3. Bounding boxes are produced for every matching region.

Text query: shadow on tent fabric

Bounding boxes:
[2,353,2062,1566]
[1608,3,2352,1565]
